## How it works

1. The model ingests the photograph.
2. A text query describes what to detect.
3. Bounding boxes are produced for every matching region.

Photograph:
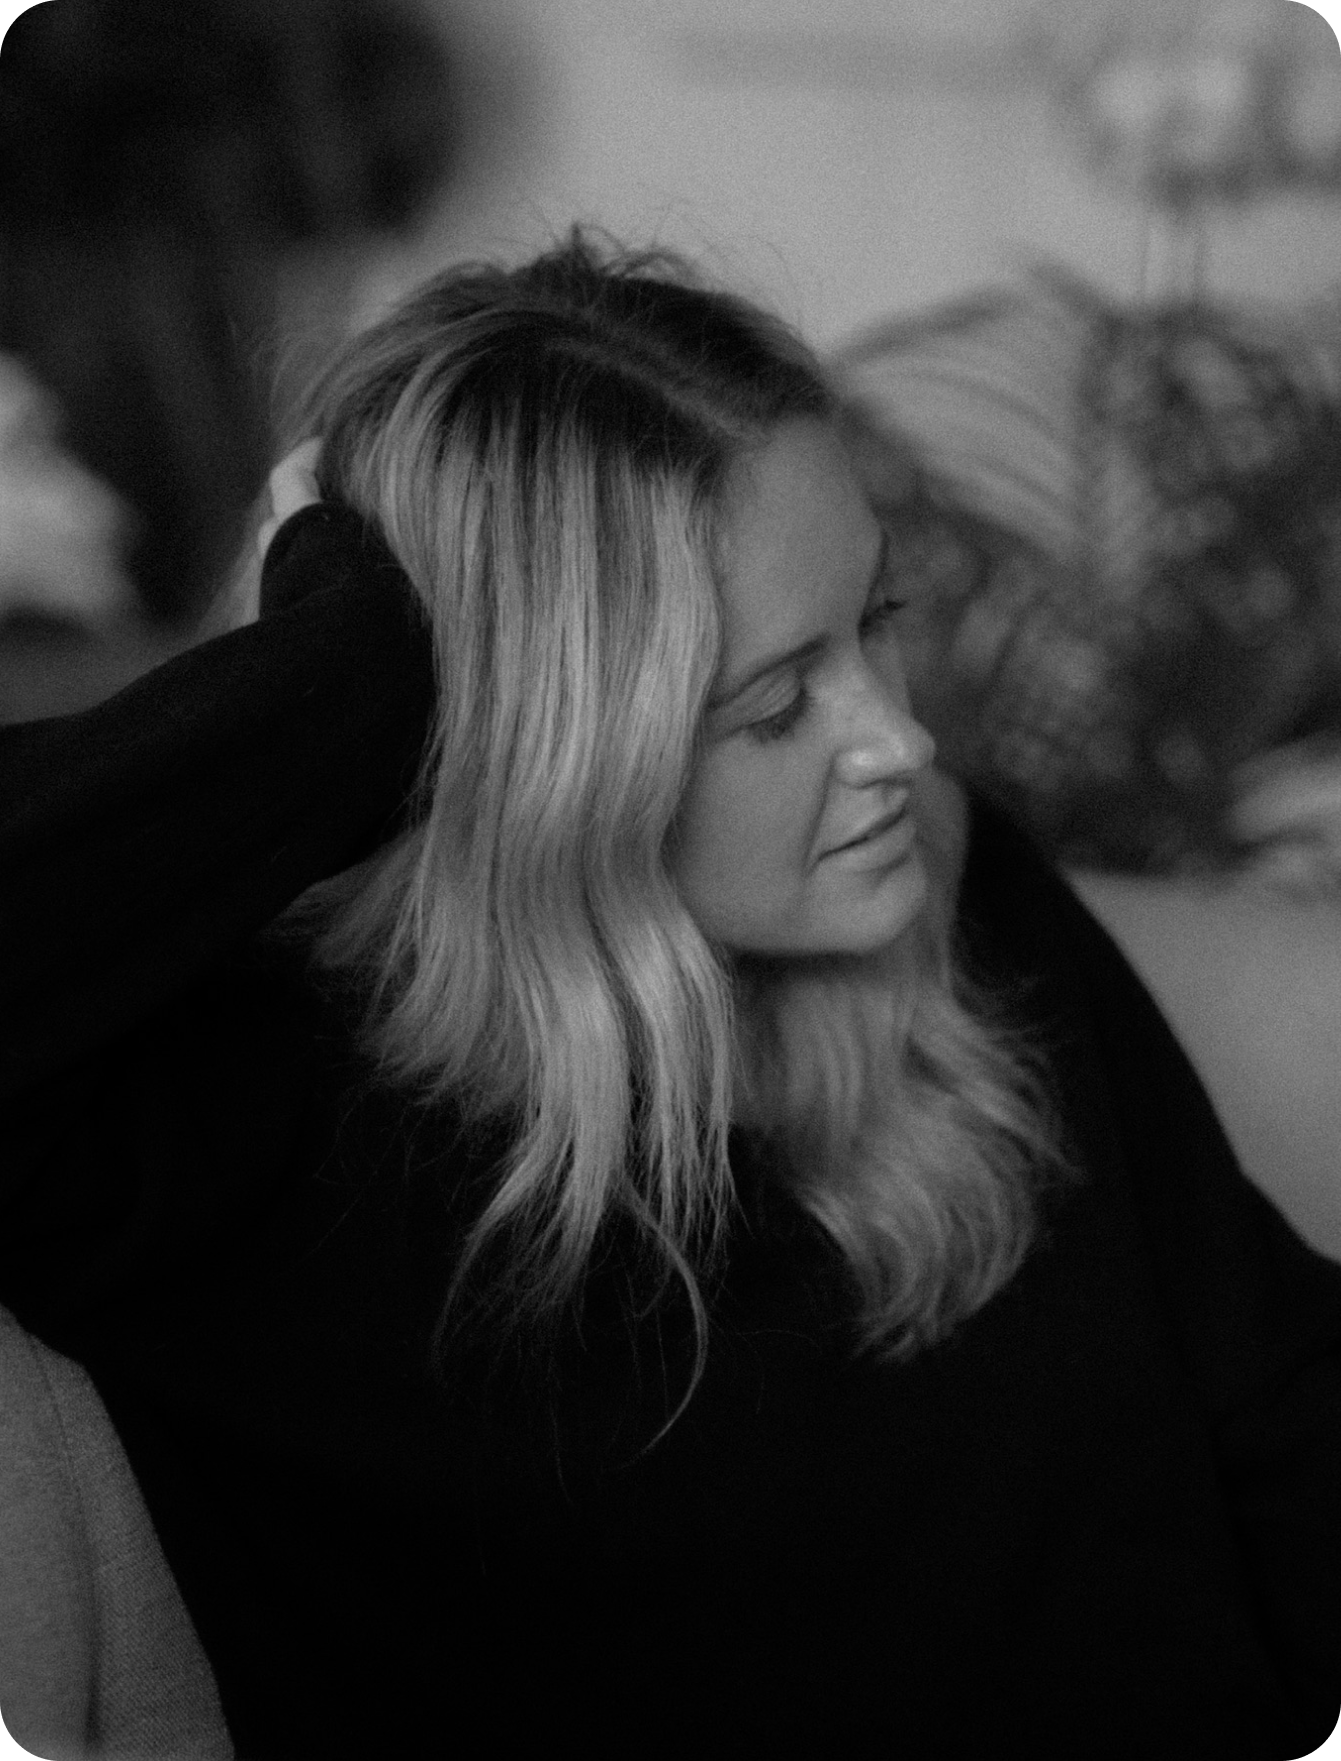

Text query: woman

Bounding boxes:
[1,236,1338,1759]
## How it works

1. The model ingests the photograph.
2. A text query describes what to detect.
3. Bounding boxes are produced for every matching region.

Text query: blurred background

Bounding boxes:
[2,0,1340,1253]
[353,0,1341,343]
[6,0,1340,672]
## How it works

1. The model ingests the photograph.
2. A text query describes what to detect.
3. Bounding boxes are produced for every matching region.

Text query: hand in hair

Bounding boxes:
[256,441,324,567]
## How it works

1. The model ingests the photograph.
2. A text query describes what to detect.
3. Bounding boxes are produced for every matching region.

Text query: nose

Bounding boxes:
[832,669,936,789]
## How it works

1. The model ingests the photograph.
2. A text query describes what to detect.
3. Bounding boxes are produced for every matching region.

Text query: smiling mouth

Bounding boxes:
[829,802,909,856]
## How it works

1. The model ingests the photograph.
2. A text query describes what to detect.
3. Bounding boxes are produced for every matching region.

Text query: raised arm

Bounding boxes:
[0,505,434,1103]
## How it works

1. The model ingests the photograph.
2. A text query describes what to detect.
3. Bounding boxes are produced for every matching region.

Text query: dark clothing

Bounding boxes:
[1,508,1339,1759]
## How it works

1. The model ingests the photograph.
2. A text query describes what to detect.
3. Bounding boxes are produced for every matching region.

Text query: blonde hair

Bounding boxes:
[295,233,1061,1389]
[734,771,1056,1356]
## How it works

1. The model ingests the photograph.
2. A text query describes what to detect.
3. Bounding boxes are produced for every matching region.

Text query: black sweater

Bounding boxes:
[1,509,1339,1760]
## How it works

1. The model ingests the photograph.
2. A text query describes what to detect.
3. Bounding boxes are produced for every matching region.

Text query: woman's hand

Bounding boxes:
[256,439,324,565]
[215,439,324,632]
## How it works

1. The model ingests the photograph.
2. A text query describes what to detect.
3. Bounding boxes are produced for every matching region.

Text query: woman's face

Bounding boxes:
[671,418,936,959]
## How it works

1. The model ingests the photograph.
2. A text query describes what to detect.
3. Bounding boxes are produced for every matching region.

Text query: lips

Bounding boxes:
[829,801,909,856]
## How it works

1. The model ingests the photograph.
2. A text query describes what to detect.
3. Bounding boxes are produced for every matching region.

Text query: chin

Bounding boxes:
[747,853,929,962]
[828,851,929,956]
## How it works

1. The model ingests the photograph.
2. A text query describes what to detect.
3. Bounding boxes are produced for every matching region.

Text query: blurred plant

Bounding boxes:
[830,2,1341,881]
[837,270,1341,876]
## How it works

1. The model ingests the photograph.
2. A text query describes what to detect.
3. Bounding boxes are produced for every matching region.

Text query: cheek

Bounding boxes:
[671,747,823,915]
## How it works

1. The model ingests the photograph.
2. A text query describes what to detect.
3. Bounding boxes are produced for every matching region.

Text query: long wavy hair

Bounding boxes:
[295,232,1062,1386]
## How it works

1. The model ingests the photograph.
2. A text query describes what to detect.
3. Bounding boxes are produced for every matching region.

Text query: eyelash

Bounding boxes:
[751,689,811,744]
[748,593,907,745]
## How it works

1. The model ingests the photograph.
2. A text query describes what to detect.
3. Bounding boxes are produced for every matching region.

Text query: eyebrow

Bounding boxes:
[709,528,891,711]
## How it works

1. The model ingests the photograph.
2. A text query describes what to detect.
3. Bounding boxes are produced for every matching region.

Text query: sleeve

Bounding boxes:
[965,802,1341,1748]
[0,505,436,1106]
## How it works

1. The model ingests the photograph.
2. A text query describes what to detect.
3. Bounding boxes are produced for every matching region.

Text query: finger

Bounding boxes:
[255,512,281,559]
[268,438,323,520]
[257,439,323,563]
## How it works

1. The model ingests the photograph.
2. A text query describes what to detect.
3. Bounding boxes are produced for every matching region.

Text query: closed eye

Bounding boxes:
[749,594,903,744]
[749,686,810,744]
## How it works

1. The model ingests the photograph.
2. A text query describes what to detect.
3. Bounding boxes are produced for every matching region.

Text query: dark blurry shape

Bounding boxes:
[0,0,458,625]
[837,269,1341,874]
[0,0,457,240]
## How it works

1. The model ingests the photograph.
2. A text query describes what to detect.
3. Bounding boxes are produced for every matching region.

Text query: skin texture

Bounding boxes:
[672,418,937,958]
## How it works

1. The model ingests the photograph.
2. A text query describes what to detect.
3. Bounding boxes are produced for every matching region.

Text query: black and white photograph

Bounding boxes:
[1,2,1340,1756]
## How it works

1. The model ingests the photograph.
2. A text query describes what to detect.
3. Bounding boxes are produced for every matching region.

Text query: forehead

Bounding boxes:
[717,420,882,648]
